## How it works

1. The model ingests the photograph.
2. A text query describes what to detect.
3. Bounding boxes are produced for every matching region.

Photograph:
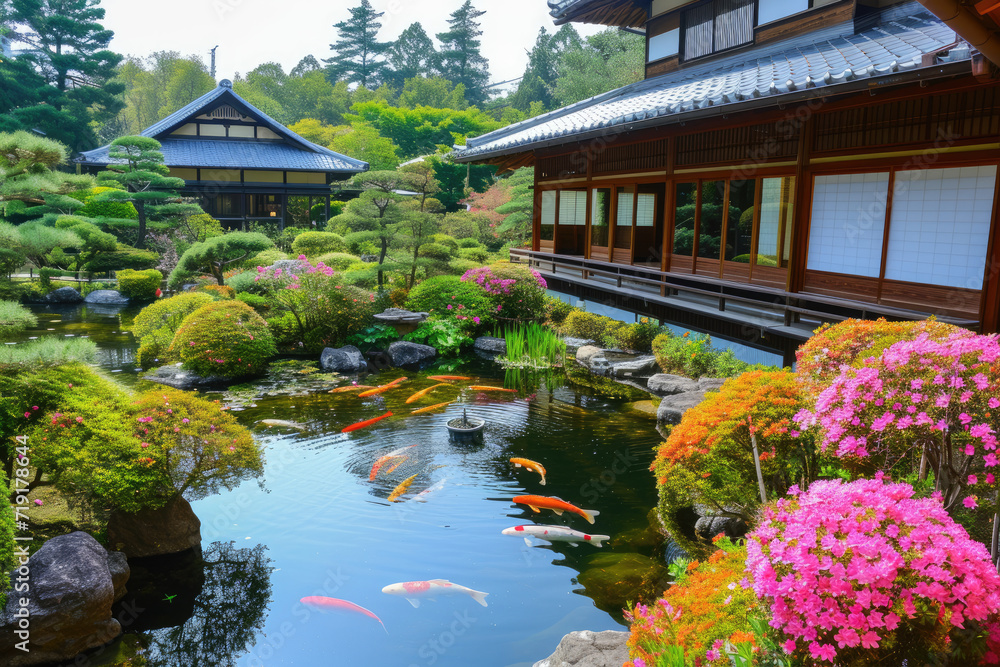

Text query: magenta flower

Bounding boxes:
[964,495,979,509]
[182,418,190,424]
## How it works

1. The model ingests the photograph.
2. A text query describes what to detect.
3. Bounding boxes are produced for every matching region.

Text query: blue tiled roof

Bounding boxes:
[77,80,368,174]
[455,9,964,161]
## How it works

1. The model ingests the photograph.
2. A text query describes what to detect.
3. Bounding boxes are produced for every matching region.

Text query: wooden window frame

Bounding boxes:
[680,0,757,63]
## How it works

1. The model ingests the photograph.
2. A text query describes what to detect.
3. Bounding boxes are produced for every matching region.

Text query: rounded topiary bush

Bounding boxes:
[73,186,138,219]
[313,252,359,271]
[456,237,482,249]
[131,292,215,367]
[171,300,276,378]
[564,311,612,342]
[197,284,235,300]
[291,231,347,257]
[245,248,288,270]
[405,275,494,329]
[458,246,489,263]
[418,242,454,261]
[116,268,162,301]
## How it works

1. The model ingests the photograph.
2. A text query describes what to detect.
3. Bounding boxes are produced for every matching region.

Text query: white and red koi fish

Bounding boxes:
[413,478,448,502]
[502,524,609,547]
[299,596,387,632]
[381,579,488,608]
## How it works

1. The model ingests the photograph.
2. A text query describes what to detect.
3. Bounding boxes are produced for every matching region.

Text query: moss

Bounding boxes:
[171,300,276,379]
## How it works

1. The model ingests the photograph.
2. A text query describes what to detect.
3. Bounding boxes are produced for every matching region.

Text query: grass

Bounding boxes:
[0,337,98,365]
[0,299,38,339]
[497,322,566,370]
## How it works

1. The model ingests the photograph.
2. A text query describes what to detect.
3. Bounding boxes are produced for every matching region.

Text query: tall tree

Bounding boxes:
[323,0,389,89]
[385,22,437,89]
[554,28,644,108]
[8,0,124,150]
[436,1,490,107]
[509,25,580,113]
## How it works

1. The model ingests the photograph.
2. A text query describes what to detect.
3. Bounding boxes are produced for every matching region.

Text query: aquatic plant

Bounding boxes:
[404,275,494,331]
[0,299,37,339]
[0,471,15,610]
[130,292,214,368]
[498,322,566,369]
[460,261,546,323]
[171,300,276,378]
[747,477,1000,665]
[115,268,162,301]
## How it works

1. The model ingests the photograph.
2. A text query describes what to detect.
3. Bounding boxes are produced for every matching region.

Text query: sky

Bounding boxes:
[97,0,605,88]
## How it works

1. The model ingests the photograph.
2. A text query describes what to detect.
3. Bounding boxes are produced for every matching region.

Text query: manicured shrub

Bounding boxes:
[431,234,459,252]
[458,246,489,263]
[197,284,235,300]
[608,319,662,352]
[83,244,160,272]
[418,242,454,261]
[563,311,612,342]
[116,268,162,301]
[291,231,347,257]
[244,248,287,270]
[71,186,139,219]
[313,252,360,271]
[456,237,482,249]
[225,270,266,295]
[543,296,573,326]
[131,292,215,367]
[447,257,478,275]
[405,275,494,331]
[0,300,37,339]
[235,292,271,315]
[461,262,547,324]
[0,247,25,279]
[747,477,1000,665]
[652,332,764,378]
[171,300,276,378]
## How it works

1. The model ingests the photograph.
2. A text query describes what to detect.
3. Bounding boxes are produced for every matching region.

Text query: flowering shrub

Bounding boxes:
[794,332,1000,509]
[746,477,1000,665]
[460,262,546,323]
[130,292,214,368]
[626,538,758,667]
[404,275,494,331]
[115,269,162,301]
[171,300,276,378]
[796,318,967,393]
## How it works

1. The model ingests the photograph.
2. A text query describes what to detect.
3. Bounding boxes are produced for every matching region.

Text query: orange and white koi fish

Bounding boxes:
[512,494,600,524]
[404,383,452,404]
[382,580,488,607]
[387,473,418,502]
[502,525,609,547]
[409,400,454,415]
[510,457,546,485]
[358,377,408,398]
[468,385,516,393]
[299,596,387,632]
[329,385,375,393]
[260,419,308,431]
[369,445,417,481]
[342,411,392,433]
[428,375,471,381]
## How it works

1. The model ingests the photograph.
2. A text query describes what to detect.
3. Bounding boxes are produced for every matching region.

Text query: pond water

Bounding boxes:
[17,304,668,667]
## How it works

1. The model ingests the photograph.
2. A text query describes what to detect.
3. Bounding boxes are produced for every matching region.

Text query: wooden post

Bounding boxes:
[787,115,814,294]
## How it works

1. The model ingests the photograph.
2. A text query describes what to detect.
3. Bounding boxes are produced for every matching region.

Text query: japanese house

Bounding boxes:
[76,79,368,230]
[454,0,1000,363]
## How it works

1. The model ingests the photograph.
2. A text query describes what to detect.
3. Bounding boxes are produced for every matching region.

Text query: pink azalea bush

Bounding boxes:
[460,262,547,324]
[747,477,1000,665]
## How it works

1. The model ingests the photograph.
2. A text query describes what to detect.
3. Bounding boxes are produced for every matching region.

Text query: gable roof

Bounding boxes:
[548,0,647,28]
[76,79,368,174]
[455,8,966,162]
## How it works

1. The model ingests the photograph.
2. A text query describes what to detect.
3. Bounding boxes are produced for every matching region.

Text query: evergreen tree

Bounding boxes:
[509,25,580,113]
[385,22,437,89]
[436,1,490,107]
[554,28,644,108]
[290,55,321,77]
[323,0,390,89]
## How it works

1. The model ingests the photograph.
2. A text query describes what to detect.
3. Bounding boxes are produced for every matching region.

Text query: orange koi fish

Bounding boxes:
[512,494,600,524]
[510,457,546,485]
[299,596,387,632]
[428,375,471,381]
[342,411,393,433]
[329,385,375,393]
[409,400,454,415]
[405,383,452,404]
[468,385,517,393]
[369,445,417,481]
[387,473,418,502]
[358,378,408,398]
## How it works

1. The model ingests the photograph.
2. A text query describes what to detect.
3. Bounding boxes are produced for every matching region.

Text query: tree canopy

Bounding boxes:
[323,0,390,89]
[435,1,491,107]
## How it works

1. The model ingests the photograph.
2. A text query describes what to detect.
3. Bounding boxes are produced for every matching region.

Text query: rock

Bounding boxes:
[588,355,612,375]
[319,345,367,373]
[623,400,658,420]
[0,532,127,666]
[373,307,428,322]
[611,356,658,378]
[698,377,726,391]
[694,514,748,541]
[656,391,707,424]
[359,254,379,263]
[107,495,201,558]
[83,289,129,305]
[563,337,595,351]
[647,373,700,396]
[386,341,437,369]
[473,336,506,355]
[267,259,308,275]
[107,551,129,602]
[575,345,603,366]
[44,286,83,303]
[534,630,630,667]
[143,364,230,390]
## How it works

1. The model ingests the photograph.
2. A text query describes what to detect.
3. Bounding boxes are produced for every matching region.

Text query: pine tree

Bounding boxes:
[509,25,580,113]
[385,22,437,89]
[436,1,491,107]
[323,0,390,89]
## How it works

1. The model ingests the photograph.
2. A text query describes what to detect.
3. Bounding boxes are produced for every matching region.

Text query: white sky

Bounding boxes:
[97,0,605,87]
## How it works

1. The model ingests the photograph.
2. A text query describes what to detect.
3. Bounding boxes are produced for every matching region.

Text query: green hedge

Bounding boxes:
[171,300,276,378]
[116,269,162,301]
[313,252,360,271]
[130,292,215,368]
[291,231,348,257]
[83,245,160,272]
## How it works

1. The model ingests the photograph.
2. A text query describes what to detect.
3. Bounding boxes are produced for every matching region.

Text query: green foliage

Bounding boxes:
[456,237,482,249]
[609,320,663,352]
[242,248,288,271]
[83,244,160,272]
[37,267,60,288]
[403,319,471,357]
[16,220,82,268]
[169,232,275,287]
[0,470,14,609]
[345,323,399,352]
[71,186,138,219]
[458,246,489,263]
[130,292,215,368]
[435,1,490,106]
[0,338,97,366]
[116,269,162,301]
[0,247,25,279]
[562,310,609,341]
[418,242,454,261]
[652,332,770,379]
[398,76,468,110]
[226,271,267,296]
[171,301,276,378]
[405,275,494,329]
[0,300,37,339]
[235,292,272,316]
[179,213,225,243]
[499,322,566,369]
[554,29,644,108]
[323,0,390,88]
[313,252,360,271]
[543,297,574,326]
[290,231,348,257]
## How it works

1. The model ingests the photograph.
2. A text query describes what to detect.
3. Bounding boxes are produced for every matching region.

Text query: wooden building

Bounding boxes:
[76,79,368,230]
[455,0,1000,363]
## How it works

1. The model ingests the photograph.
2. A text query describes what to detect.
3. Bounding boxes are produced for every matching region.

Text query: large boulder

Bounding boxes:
[473,336,506,355]
[647,373,700,396]
[694,514,748,541]
[575,345,602,366]
[83,289,129,305]
[0,532,128,666]
[319,345,367,373]
[563,337,595,351]
[657,391,707,424]
[533,630,630,667]
[386,341,437,369]
[44,286,83,304]
[107,495,201,558]
[698,377,726,392]
[143,364,230,390]
[610,356,658,378]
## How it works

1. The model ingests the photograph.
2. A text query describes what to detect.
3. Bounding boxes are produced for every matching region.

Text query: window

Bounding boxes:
[558,190,587,225]
[724,180,756,261]
[648,29,679,61]
[698,180,726,259]
[615,187,634,249]
[591,188,611,247]
[673,183,697,256]
[757,176,794,268]
[539,191,556,242]
[807,173,889,277]
[682,0,754,61]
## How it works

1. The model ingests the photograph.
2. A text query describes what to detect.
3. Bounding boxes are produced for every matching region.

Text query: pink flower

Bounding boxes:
[23,412,29,419]
[964,495,979,509]
[33,499,42,506]
[969,474,978,485]
[473,316,480,324]
[182,418,190,424]
[75,416,83,423]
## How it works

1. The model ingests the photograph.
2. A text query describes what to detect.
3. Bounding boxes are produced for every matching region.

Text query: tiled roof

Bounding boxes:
[77,80,368,173]
[455,10,964,161]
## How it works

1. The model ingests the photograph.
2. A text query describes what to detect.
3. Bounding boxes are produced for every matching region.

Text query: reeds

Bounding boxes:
[497,322,566,370]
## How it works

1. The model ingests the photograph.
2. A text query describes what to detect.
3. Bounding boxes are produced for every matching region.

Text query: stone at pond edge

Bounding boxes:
[563,337,595,351]
[647,373,700,396]
[657,391,707,424]
[611,356,658,378]
[386,340,437,369]
[0,532,128,667]
[533,630,630,667]
[143,364,231,390]
[698,377,726,391]
[44,286,84,304]
[84,289,129,305]
[575,345,602,367]
[319,345,367,373]
[107,495,202,558]
[623,400,658,420]
[473,336,506,355]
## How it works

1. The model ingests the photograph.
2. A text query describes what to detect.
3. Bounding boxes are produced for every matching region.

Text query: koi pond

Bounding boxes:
[19,303,670,667]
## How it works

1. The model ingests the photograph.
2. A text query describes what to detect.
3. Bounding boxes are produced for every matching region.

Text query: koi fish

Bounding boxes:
[358,378,408,398]
[413,478,447,502]
[410,400,454,415]
[342,411,392,433]
[369,445,417,481]
[383,458,407,476]
[387,473,418,502]
[299,596,387,632]
[512,494,600,524]
[405,383,452,404]
[329,385,375,393]
[502,525,609,547]
[468,385,517,393]
[510,457,546,485]
[260,419,308,431]
[428,375,471,381]
[381,580,488,608]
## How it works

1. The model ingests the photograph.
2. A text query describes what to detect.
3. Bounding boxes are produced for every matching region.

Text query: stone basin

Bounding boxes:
[373,308,429,336]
